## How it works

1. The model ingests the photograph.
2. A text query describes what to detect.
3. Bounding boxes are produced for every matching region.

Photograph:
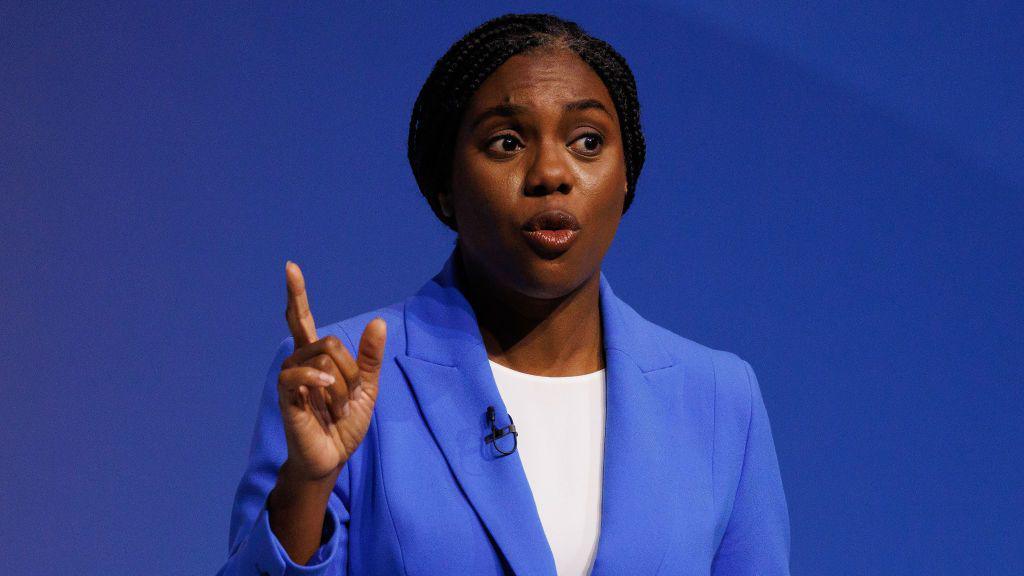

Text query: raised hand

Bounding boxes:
[277,261,387,482]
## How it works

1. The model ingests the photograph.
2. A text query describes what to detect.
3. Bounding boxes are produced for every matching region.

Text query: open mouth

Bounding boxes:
[521,210,581,257]
[521,210,581,232]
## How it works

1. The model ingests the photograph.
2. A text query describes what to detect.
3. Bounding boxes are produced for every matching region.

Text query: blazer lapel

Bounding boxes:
[395,249,557,576]
[589,273,709,575]
[395,247,708,575]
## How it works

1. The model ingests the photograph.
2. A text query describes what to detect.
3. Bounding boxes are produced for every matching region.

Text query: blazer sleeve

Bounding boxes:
[215,337,351,576]
[711,360,791,575]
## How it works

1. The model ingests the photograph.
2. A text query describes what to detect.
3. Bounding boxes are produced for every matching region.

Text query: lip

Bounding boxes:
[521,209,581,257]
[521,209,581,232]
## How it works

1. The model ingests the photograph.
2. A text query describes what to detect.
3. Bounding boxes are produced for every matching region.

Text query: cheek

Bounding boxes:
[577,159,627,209]
[452,153,522,218]
[578,163,627,250]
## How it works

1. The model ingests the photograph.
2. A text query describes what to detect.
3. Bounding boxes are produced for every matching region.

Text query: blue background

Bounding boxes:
[2,2,1021,574]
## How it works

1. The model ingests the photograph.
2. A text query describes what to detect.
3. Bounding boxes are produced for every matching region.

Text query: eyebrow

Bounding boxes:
[469,98,614,130]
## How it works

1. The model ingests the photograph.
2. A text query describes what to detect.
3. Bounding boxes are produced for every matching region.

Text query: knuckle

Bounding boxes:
[360,352,383,370]
[324,335,342,351]
[312,355,331,371]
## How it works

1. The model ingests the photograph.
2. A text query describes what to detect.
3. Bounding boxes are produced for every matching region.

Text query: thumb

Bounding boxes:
[356,317,387,383]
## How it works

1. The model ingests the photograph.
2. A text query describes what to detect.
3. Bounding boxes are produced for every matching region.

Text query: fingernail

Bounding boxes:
[342,403,351,417]
[318,372,335,385]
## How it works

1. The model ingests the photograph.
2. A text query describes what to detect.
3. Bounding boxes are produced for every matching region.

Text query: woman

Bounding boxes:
[218,13,789,576]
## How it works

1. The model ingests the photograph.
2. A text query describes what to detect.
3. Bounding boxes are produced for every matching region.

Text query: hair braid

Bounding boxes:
[408,13,646,230]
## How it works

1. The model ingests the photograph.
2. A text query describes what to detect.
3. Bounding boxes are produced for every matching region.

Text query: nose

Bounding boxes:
[523,137,574,196]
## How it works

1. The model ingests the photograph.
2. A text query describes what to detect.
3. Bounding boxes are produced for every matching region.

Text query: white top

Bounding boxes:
[488,359,606,576]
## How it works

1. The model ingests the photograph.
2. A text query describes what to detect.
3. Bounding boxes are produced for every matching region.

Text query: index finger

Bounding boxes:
[285,260,318,347]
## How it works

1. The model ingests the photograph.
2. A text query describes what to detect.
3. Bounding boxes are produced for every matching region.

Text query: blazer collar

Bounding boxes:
[395,246,687,575]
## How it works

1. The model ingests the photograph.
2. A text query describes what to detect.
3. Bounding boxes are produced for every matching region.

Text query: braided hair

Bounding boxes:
[408,13,646,231]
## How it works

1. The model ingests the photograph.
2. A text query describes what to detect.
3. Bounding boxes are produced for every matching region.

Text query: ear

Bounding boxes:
[438,191,453,218]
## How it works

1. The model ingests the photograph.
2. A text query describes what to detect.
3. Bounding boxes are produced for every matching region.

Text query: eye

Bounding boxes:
[569,132,604,156]
[486,134,524,156]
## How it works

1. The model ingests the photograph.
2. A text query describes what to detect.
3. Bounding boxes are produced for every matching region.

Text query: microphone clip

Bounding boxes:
[484,405,518,457]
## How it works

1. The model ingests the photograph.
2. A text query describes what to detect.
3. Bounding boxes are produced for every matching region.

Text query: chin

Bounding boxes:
[462,237,596,300]
[513,253,594,300]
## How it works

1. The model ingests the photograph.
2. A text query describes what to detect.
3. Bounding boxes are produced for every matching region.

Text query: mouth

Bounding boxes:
[520,210,581,258]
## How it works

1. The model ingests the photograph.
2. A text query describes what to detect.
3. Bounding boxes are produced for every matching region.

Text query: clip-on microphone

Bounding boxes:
[484,405,517,457]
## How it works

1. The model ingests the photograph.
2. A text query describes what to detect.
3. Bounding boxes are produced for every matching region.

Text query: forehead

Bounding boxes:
[467,47,616,117]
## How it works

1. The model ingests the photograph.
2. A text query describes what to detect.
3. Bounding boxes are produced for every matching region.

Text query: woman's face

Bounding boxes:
[444,46,628,300]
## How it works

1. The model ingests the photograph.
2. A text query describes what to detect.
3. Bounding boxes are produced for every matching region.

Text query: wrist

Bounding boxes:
[267,460,339,564]
[272,460,340,503]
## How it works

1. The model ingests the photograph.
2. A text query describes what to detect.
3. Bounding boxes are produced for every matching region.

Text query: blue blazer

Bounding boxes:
[217,249,790,575]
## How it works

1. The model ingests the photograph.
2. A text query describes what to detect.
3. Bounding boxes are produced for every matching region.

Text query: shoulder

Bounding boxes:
[309,300,408,360]
[624,301,756,416]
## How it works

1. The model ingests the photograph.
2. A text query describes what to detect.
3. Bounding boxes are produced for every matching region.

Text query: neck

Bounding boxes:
[455,242,605,377]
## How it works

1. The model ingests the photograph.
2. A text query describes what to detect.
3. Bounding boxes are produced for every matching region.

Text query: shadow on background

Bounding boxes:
[615,6,1021,574]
